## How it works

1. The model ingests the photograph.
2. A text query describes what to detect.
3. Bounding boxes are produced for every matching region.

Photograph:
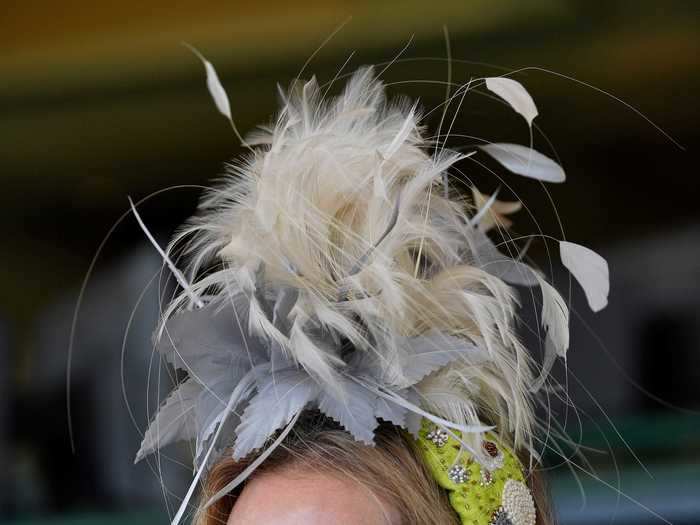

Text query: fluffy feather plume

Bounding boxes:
[168,68,536,445]
[136,66,609,523]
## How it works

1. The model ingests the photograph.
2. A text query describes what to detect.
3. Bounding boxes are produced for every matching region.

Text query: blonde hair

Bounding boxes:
[195,418,555,525]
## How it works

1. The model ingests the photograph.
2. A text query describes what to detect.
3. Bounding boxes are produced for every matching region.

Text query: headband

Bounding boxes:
[416,420,535,525]
[131,48,609,525]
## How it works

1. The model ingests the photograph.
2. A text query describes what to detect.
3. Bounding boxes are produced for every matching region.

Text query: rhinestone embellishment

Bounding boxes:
[480,469,494,486]
[448,464,469,484]
[484,441,499,457]
[498,479,536,525]
[490,508,514,525]
[426,427,449,447]
[481,440,505,471]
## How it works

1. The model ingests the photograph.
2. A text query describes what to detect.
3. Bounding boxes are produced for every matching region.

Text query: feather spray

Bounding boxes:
[133,55,610,525]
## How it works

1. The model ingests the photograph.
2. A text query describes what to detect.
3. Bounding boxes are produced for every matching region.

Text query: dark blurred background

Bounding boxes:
[2,1,699,524]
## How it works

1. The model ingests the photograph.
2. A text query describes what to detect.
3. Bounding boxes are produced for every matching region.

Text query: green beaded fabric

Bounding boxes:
[415,420,529,525]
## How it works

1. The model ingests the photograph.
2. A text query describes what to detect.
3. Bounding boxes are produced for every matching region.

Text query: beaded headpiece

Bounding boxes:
[417,422,536,525]
[132,48,609,525]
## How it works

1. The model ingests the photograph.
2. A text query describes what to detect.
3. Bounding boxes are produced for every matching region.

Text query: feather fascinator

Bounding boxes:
[133,54,609,524]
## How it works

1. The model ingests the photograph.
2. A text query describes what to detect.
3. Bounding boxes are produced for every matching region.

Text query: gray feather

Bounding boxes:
[157,298,263,379]
[317,377,378,444]
[405,412,423,439]
[198,415,238,470]
[401,390,423,438]
[374,396,407,427]
[396,331,484,384]
[233,369,318,460]
[135,379,202,463]
[268,340,294,374]
[267,288,299,373]
[194,373,242,465]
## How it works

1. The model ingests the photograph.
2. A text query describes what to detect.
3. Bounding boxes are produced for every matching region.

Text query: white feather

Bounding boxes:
[536,274,569,357]
[184,43,232,119]
[479,143,566,183]
[532,274,569,391]
[485,77,538,126]
[560,241,610,312]
[204,60,232,119]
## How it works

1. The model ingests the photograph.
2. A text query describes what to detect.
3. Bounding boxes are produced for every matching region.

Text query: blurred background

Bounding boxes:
[2,1,699,523]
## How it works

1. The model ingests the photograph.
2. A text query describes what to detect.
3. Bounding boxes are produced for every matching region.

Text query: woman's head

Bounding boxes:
[196,417,553,525]
[197,418,458,525]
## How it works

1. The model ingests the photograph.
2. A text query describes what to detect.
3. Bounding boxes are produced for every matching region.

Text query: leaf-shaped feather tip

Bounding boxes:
[184,43,232,119]
[560,241,609,312]
[233,370,319,460]
[317,377,378,444]
[479,143,565,183]
[156,300,258,379]
[395,331,485,385]
[373,388,419,429]
[532,274,569,391]
[537,275,569,357]
[193,375,244,465]
[485,77,538,126]
[374,396,408,428]
[135,379,202,463]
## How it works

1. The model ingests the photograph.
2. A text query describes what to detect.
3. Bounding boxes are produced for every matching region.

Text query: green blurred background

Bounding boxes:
[2,1,699,523]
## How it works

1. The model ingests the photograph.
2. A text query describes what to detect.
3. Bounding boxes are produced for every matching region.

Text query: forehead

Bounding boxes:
[228,470,399,525]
